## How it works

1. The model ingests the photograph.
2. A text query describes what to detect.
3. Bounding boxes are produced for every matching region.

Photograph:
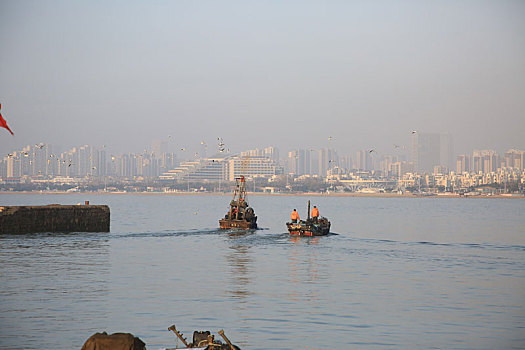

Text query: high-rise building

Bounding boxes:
[32,144,48,175]
[504,149,524,170]
[44,144,59,176]
[390,161,415,178]
[412,132,454,173]
[319,148,337,176]
[152,139,167,159]
[354,150,372,171]
[472,151,483,173]
[440,133,454,170]
[483,151,499,173]
[264,146,279,162]
[118,153,137,177]
[287,149,310,175]
[456,154,471,173]
[379,155,398,175]
[6,153,18,177]
[339,155,352,171]
[98,149,107,176]
[158,152,176,174]
[309,150,319,175]
[472,150,499,173]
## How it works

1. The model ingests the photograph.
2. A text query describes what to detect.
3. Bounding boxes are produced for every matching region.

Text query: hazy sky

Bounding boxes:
[1,0,524,157]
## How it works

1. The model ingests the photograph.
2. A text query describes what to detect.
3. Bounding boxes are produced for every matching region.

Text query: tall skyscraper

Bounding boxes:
[412,132,454,173]
[390,161,414,178]
[339,155,352,171]
[379,155,398,175]
[440,133,454,170]
[309,150,319,175]
[472,151,483,173]
[504,149,524,170]
[354,150,372,171]
[472,150,499,173]
[456,154,471,173]
[6,154,18,177]
[152,139,167,159]
[264,146,279,162]
[318,148,337,176]
[483,151,499,173]
[287,149,310,175]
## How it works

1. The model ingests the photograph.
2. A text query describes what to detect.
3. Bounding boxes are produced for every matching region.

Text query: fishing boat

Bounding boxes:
[286,200,330,236]
[219,176,257,229]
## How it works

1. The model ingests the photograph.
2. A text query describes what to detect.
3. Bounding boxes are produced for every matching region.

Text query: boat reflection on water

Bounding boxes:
[289,236,321,245]
[225,232,255,303]
[287,236,323,302]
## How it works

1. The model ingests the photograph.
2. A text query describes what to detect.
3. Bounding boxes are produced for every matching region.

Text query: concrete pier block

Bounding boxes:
[0,204,110,234]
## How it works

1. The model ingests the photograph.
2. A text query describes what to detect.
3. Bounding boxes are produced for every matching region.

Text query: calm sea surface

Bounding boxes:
[1,193,524,349]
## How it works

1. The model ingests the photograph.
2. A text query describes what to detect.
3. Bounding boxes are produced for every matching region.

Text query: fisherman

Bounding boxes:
[291,209,300,223]
[311,205,319,223]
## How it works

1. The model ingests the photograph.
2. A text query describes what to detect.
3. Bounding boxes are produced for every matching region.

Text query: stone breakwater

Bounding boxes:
[0,203,110,234]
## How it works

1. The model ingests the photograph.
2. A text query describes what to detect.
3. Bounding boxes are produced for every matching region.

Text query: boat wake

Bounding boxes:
[113,228,223,239]
[347,236,525,252]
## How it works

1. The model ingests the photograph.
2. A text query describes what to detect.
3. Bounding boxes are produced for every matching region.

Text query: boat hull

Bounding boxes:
[219,218,257,230]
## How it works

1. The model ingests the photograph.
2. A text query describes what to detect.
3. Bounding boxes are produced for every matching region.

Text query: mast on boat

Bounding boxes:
[229,176,247,220]
[307,200,311,221]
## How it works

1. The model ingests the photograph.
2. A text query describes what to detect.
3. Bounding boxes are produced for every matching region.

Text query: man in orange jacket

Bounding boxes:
[311,205,319,223]
[291,209,300,223]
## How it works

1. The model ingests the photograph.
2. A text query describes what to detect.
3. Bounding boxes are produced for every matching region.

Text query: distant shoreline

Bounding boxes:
[1,191,523,199]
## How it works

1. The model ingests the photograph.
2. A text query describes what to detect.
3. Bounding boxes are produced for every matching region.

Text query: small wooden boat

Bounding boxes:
[286,200,330,236]
[219,176,257,230]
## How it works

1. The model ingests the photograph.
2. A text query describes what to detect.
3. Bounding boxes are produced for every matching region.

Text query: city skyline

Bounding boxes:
[1,1,525,156]
[2,139,524,197]
[2,138,524,179]
[1,130,522,164]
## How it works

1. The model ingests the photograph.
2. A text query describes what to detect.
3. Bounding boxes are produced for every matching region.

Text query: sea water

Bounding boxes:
[0,193,524,349]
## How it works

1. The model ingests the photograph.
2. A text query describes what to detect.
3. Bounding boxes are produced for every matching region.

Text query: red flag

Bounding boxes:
[0,103,14,136]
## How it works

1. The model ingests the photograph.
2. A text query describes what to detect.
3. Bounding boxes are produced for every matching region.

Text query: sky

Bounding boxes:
[1,0,524,158]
